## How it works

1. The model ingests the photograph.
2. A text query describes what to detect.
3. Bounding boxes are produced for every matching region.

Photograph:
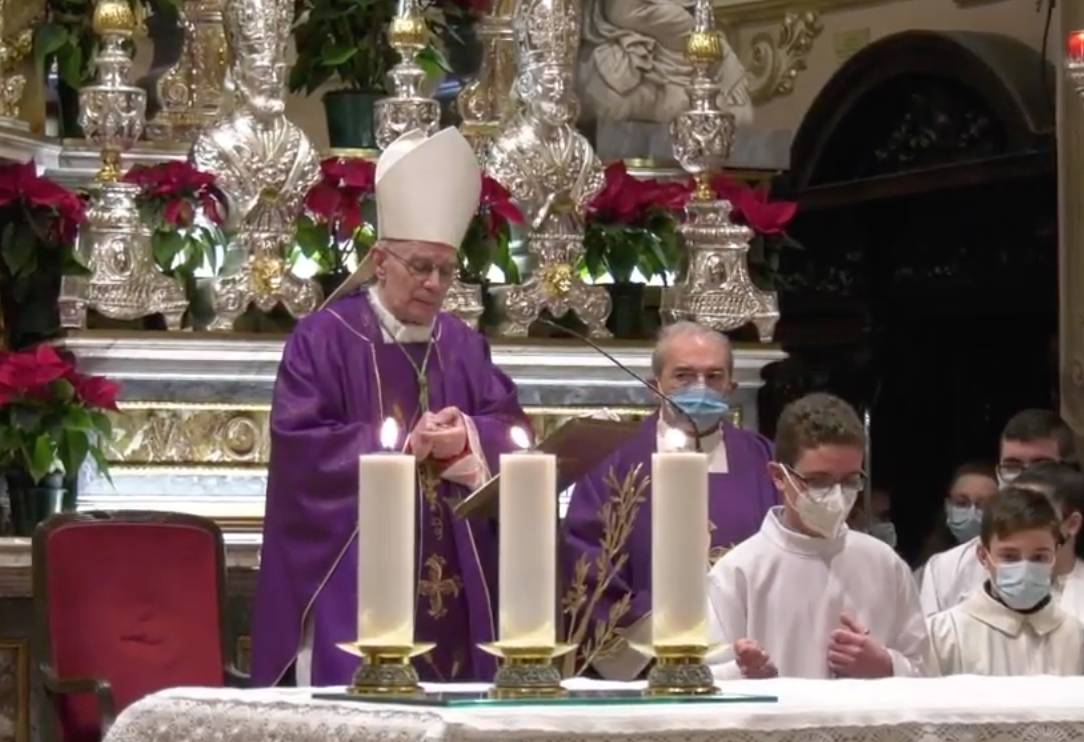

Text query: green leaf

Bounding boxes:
[57,43,85,89]
[89,445,112,484]
[416,45,449,80]
[59,429,89,477]
[64,406,94,432]
[320,40,358,67]
[295,215,329,259]
[33,23,69,75]
[90,411,113,438]
[52,378,75,404]
[2,224,36,277]
[29,433,56,485]
[152,230,186,271]
[12,406,43,434]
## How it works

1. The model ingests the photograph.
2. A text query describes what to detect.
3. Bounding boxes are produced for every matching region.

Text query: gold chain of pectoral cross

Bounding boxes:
[394,338,435,414]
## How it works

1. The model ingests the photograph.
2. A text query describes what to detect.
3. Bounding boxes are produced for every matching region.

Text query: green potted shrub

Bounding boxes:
[0,344,118,535]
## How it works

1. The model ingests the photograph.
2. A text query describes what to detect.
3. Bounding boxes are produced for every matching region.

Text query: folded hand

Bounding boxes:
[410,406,467,461]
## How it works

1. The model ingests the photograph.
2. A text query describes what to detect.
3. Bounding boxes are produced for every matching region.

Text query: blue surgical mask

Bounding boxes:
[946,504,982,543]
[994,560,1052,610]
[669,385,730,434]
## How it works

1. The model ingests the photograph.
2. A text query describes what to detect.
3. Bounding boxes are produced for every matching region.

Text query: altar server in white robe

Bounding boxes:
[920,409,1075,616]
[707,393,929,680]
[925,486,1084,675]
[1015,462,1084,620]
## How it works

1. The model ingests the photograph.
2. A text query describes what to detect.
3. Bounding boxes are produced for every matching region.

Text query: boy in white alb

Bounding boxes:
[707,393,929,679]
[926,486,1084,675]
[920,409,1073,616]
[1016,462,1084,621]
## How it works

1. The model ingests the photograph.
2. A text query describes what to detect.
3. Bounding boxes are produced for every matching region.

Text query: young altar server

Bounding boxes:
[1015,462,1084,621]
[925,486,1084,676]
[707,393,929,679]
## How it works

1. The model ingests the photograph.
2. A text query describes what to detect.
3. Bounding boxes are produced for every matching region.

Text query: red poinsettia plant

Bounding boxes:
[123,161,229,301]
[0,344,118,485]
[459,175,523,284]
[711,174,800,291]
[584,162,692,284]
[0,161,87,345]
[294,158,378,277]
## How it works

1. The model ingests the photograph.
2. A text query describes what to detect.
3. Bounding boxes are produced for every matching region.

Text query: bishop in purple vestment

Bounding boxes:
[251,128,527,687]
[562,322,778,679]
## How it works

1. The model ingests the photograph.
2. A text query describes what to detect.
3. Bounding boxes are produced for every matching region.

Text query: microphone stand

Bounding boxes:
[536,318,706,453]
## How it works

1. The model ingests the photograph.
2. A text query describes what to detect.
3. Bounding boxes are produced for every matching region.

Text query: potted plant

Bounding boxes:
[0,161,86,350]
[290,0,464,150]
[123,161,229,326]
[292,157,378,297]
[459,174,522,328]
[711,174,800,293]
[0,343,118,535]
[583,162,690,338]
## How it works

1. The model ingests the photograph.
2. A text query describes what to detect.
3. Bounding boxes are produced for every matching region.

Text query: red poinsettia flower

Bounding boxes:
[124,162,226,225]
[67,371,121,411]
[320,159,376,192]
[0,161,86,244]
[589,162,692,225]
[479,176,524,237]
[711,174,797,235]
[0,344,74,394]
[163,199,196,228]
[305,182,343,222]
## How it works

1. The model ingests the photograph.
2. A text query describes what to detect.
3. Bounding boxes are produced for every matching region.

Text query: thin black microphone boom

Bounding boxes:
[536,318,704,453]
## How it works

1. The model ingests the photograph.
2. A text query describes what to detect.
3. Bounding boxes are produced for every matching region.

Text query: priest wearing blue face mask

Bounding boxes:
[561,322,779,680]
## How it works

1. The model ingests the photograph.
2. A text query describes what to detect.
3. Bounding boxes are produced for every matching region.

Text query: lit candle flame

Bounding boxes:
[663,427,688,451]
[380,418,400,451]
[510,426,531,451]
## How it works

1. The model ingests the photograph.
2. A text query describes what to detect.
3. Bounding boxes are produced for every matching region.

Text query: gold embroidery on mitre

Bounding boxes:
[419,554,463,620]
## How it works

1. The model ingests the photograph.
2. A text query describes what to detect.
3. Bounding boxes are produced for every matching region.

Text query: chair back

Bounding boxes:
[34,511,228,742]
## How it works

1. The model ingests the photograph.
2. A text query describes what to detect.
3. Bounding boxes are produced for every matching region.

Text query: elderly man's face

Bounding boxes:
[372,240,458,325]
[656,332,735,397]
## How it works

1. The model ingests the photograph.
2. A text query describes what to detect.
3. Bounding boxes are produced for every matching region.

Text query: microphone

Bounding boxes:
[536,318,705,453]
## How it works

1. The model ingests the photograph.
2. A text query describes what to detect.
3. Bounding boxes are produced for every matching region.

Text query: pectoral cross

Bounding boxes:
[418,555,463,620]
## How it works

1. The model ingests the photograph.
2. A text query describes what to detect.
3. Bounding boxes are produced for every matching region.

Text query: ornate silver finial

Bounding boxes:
[59,0,189,330]
[455,0,517,159]
[146,0,229,141]
[1069,30,1084,102]
[0,1,38,125]
[485,0,610,337]
[661,0,779,342]
[191,0,322,330]
[373,0,440,149]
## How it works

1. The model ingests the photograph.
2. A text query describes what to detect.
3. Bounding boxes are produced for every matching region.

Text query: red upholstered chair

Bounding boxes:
[33,511,246,742]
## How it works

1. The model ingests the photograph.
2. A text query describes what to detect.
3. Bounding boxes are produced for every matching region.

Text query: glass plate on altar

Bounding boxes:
[312,689,778,707]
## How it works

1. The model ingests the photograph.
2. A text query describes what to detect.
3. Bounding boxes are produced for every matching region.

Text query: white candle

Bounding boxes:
[357,419,415,645]
[499,432,557,646]
[651,450,709,647]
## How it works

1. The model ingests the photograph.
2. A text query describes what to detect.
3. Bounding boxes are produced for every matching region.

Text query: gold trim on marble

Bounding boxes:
[714,0,892,26]
[0,639,28,742]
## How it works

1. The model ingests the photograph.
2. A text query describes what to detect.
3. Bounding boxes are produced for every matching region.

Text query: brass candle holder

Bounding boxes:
[336,641,436,697]
[632,643,720,697]
[478,642,577,699]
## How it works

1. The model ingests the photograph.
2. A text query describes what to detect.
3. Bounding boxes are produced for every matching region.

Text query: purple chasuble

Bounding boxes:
[251,292,527,686]
[562,415,779,637]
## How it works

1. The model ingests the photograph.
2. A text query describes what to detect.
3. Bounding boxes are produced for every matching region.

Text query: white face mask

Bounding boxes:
[784,469,858,539]
[993,560,1053,610]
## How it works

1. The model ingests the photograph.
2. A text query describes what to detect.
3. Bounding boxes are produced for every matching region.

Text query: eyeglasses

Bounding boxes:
[782,465,867,500]
[382,249,457,284]
[997,459,1059,484]
[672,369,731,387]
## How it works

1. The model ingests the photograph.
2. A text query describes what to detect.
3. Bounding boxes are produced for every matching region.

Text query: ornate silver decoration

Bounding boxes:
[443,279,485,329]
[59,0,188,330]
[661,0,779,342]
[745,11,823,105]
[1068,31,1084,102]
[373,0,440,150]
[146,0,229,141]
[207,198,321,329]
[486,0,610,337]
[455,0,517,158]
[191,0,322,329]
[0,0,39,124]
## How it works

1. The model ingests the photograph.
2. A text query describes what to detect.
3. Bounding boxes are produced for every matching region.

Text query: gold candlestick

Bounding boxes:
[631,643,720,696]
[478,642,576,699]
[336,641,436,697]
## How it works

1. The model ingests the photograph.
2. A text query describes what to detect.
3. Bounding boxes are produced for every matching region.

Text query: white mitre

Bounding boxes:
[322,127,482,307]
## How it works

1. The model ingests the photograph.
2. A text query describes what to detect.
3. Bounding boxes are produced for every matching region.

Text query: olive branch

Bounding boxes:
[561,463,649,676]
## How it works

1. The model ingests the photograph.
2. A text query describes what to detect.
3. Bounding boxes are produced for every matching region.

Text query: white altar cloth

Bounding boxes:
[103,676,1084,742]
